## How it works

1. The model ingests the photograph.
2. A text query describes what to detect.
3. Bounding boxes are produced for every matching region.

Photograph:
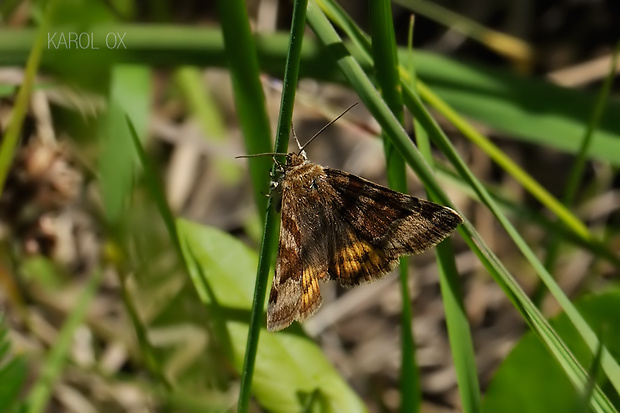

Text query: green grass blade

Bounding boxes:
[25,268,104,413]
[236,1,308,412]
[417,81,618,271]
[435,241,482,412]
[368,1,420,410]
[405,51,620,168]
[216,0,273,216]
[404,13,482,413]
[576,336,605,413]
[305,2,617,410]
[554,46,619,208]
[416,82,593,241]
[436,165,620,268]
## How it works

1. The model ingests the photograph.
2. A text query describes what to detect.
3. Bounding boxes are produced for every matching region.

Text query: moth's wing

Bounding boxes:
[324,168,462,286]
[326,216,398,286]
[267,184,327,332]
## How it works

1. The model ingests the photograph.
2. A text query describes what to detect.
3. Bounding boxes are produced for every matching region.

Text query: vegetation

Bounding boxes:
[0,0,618,412]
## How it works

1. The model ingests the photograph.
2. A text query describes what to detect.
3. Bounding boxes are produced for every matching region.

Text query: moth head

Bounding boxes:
[286,152,307,167]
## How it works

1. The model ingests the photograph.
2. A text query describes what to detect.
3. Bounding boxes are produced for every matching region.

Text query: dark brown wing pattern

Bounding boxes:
[267,168,330,331]
[267,162,462,331]
[324,168,462,286]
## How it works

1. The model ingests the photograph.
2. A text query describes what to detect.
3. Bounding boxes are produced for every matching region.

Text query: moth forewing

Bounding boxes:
[266,153,462,331]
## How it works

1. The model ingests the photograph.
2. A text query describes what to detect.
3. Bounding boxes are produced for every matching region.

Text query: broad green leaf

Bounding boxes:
[177,219,366,413]
[484,290,620,412]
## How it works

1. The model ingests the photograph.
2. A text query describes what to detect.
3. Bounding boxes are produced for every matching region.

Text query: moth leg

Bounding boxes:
[272,156,285,173]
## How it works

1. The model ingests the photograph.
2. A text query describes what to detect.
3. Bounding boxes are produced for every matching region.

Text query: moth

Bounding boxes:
[241,104,462,332]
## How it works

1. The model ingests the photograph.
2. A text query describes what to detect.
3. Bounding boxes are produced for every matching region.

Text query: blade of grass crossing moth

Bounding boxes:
[369,1,421,410]
[305,2,617,411]
[236,1,309,412]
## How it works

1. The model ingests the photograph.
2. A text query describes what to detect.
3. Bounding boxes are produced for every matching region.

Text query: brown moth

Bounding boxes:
[241,105,463,332]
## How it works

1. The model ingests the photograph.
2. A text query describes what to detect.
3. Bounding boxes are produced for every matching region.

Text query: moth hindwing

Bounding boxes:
[267,152,462,332]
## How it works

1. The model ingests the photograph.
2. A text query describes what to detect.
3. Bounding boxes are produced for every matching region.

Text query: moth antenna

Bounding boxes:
[297,102,359,155]
[291,123,306,158]
[236,152,289,159]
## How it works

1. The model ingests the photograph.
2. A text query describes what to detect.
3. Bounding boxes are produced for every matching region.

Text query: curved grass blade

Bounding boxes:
[368,1,421,411]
